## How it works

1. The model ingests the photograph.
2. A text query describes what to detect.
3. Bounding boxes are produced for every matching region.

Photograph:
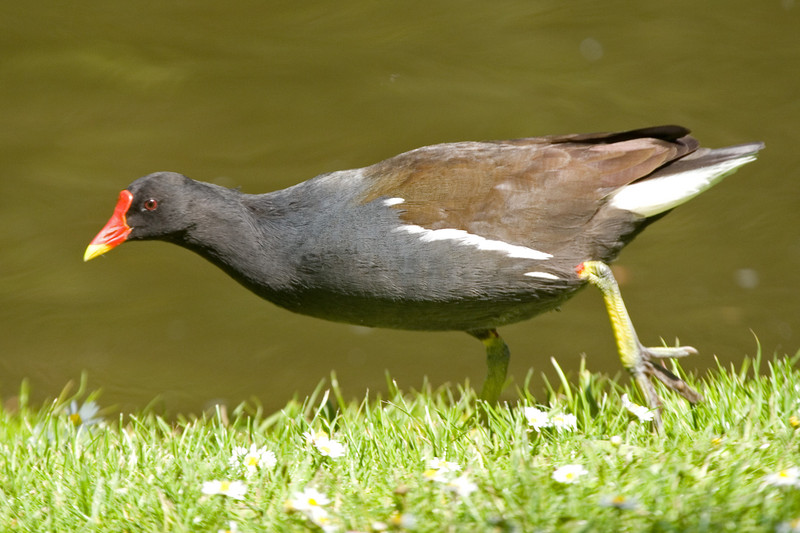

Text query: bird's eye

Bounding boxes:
[144,199,158,211]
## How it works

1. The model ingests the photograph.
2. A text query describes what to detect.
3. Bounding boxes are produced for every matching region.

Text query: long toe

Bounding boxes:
[645,345,698,359]
[640,347,704,404]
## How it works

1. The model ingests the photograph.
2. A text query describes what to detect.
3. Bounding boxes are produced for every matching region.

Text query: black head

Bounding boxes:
[125,172,198,242]
[84,172,200,260]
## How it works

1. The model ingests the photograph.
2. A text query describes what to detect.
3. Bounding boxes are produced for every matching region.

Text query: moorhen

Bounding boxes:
[84,125,763,427]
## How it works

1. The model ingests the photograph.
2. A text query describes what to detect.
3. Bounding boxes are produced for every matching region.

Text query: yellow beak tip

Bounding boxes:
[83,244,110,262]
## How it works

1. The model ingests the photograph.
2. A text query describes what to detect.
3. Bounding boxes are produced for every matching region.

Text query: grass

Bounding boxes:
[1,350,800,532]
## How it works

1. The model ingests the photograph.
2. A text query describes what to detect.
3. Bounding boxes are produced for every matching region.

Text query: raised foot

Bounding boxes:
[633,343,704,407]
[577,261,704,430]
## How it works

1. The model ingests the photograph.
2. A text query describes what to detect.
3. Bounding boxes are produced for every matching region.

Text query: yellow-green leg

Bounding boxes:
[469,329,510,403]
[577,261,703,431]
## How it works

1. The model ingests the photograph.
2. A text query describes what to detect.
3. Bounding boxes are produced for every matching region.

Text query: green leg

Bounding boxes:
[469,329,510,404]
[577,261,703,431]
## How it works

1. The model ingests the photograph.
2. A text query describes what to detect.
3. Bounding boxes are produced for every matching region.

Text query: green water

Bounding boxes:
[1,1,798,414]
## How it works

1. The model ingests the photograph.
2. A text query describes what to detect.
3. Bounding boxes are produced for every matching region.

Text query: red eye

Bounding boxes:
[144,199,158,211]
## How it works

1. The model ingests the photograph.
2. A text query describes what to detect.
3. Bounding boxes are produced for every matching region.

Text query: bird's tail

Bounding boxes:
[608,142,765,218]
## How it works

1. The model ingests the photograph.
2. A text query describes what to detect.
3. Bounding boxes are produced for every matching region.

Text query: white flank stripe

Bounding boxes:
[609,156,756,217]
[524,271,559,280]
[394,224,551,260]
[383,197,405,206]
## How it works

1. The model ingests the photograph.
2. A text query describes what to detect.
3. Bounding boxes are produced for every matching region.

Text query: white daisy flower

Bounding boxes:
[303,429,329,445]
[523,406,551,431]
[423,457,461,482]
[764,467,800,487]
[426,457,461,474]
[217,521,239,533]
[599,494,640,510]
[229,444,277,475]
[445,473,478,497]
[388,512,418,529]
[314,436,346,459]
[304,430,346,459]
[550,413,578,431]
[201,480,247,500]
[308,506,337,532]
[621,394,655,422]
[65,400,103,428]
[286,487,331,513]
[552,464,588,484]
[776,517,800,533]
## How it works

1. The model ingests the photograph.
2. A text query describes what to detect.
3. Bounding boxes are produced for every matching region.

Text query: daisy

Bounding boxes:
[777,517,800,533]
[229,444,277,475]
[315,436,346,459]
[422,468,449,482]
[217,521,239,533]
[423,457,461,482]
[599,494,640,510]
[201,480,247,500]
[445,473,478,497]
[426,457,461,474]
[550,413,578,432]
[388,512,418,529]
[523,407,551,431]
[308,506,337,532]
[304,430,347,459]
[286,487,331,513]
[552,464,588,484]
[65,400,103,428]
[764,467,800,487]
[621,394,655,422]
[303,429,329,445]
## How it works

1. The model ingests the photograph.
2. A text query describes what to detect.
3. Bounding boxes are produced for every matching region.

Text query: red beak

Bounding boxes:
[84,190,134,261]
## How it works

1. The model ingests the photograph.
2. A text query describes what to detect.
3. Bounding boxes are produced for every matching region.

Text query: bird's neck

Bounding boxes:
[178,191,300,299]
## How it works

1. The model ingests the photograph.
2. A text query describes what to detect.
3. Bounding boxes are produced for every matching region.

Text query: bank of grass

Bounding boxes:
[1,351,800,532]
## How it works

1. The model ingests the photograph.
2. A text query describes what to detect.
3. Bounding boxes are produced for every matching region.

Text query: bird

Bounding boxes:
[84,125,763,428]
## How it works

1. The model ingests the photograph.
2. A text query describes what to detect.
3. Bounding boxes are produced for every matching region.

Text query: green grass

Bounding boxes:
[2,351,800,532]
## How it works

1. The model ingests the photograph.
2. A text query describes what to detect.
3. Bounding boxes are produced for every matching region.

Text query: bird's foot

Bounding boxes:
[640,344,704,403]
[629,343,704,430]
[577,261,703,431]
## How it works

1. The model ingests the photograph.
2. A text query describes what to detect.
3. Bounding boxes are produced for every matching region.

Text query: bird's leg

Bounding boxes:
[576,261,704,430]
[469,329,510,404]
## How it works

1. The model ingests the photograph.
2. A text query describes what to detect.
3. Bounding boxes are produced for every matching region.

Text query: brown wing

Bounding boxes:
[360,126,698,251]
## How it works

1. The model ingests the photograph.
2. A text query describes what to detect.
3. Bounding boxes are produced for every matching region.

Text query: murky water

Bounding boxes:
[1,1,798,415]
